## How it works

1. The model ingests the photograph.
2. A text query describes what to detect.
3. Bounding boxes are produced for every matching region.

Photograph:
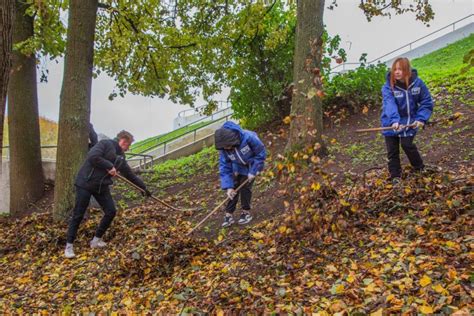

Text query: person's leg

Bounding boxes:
[385,136,402,179]
[400,136,425,171]
[92,187,117,243]
[224,175,242,214]
[66,187,92,244]
[238,175,254,224]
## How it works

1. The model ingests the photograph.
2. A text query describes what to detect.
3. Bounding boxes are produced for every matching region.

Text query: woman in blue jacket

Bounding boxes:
[381,57,434,183]
[214,121,266,227]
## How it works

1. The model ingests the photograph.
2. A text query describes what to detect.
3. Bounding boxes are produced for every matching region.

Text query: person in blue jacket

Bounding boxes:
[214,121,266,227]
[381,57,434,184]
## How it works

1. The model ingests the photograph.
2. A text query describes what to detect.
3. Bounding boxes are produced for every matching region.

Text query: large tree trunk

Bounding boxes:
[0,0,14,171]
[285,0,325,153]
[53,0,98,221]
[7,0,44,215]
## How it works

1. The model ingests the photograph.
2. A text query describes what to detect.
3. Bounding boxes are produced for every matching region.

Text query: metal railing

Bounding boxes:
[331,14,473,73]
[136,111,233,157]
[131,102,233,154]
[125,152,154,169]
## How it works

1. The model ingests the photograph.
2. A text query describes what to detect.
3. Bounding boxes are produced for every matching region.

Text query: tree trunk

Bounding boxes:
[285,0,325,153]
[0,0,14,172]
[53,0,98,221]
[7,0,44,215]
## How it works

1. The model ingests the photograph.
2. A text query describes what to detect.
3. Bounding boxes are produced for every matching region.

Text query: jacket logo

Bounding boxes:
[393,91,404,98]
[227,154,236,161]
[411,87,420,95]
[241,145,251,155]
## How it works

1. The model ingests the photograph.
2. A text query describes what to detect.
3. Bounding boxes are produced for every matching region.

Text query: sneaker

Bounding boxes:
[238,212,253,225]
[392,177,401,186]
[64,244,75,259]
[222,215,235,228]
[90,237,107,248]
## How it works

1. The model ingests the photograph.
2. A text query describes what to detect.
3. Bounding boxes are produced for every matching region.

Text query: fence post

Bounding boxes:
[164,142,167,155]
[194,130,196,142]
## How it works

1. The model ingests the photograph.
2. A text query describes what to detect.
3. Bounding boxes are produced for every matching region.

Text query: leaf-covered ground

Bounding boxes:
[1,38,473,314]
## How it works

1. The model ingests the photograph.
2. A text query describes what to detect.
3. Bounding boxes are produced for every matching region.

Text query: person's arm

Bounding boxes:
[415,80,434,123]
[89,123,98,148]
[219,151,234,190]
[381,85,401,126]
[88,141,114,170]
[247,133,266,176]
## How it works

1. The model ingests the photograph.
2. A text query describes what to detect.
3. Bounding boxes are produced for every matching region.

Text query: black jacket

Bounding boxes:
[88,123,98,149]
[75,139,146,193]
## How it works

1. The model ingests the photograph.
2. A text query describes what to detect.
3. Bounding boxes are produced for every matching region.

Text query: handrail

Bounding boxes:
[131,102,233,151]
[331,14,473,72]
[133,111,233,155]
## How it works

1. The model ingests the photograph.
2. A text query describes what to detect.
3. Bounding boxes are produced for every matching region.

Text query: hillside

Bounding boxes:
[0,38,472,313]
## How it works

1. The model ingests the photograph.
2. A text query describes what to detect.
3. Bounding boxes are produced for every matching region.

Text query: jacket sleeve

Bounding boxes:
[118,158,147,191]
[88,141,114,170]
[247,133,266,175]
[219,151,234,190]
[415,80,434,123]
[381,84,400,126]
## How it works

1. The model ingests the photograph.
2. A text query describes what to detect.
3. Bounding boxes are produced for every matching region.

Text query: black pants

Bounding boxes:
[385,136,424,179]
[225,175,254,213]
[66,186,117,243]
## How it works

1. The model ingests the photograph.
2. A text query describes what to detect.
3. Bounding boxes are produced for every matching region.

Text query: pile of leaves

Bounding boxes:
[0,155,472,313]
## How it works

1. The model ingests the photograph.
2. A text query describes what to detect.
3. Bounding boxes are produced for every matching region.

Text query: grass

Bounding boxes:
[129,119,218,154]
[411,34,474,97]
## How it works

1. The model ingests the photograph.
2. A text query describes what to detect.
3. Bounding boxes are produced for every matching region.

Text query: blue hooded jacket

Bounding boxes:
[217,121,266,190]
[380,69,434,137]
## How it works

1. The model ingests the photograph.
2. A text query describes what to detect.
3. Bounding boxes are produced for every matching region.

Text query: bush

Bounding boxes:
[323,62,387,114]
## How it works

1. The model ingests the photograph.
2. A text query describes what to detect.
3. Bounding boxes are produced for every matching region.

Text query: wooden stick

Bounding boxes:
[356,123,416,133]
[186,178,251,236]
[116,173,183,212]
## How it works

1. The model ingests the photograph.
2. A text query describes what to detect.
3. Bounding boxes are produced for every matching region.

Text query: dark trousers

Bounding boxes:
[225,175,254,213]
[385,136,424,179]
[66,186,117,243]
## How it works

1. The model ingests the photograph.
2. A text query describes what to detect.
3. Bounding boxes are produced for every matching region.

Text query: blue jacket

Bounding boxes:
[380,69,434,137]
[218,121,266,189]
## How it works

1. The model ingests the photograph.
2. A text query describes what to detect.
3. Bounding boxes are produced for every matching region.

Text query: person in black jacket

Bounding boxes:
[64,130,151,258]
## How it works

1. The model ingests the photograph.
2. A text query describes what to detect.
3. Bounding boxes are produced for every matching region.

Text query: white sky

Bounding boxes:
[35,0,473,141]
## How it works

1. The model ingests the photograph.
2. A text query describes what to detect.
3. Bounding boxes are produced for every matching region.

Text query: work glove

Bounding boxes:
[413,120,424,129]
[142,189,152,197]
[227,188,237,200]
[247,174,256,182]
[391,122,401,132]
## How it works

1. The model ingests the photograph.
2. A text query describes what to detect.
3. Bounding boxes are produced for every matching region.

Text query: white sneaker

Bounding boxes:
[238,212,253,225]
[90,237,107,248]
[64,244,75,258]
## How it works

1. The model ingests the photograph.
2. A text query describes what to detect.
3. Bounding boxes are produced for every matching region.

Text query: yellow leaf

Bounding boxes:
[445,241,456,248]
[330,138,337,144]
[278,226,287,234]
[416,226,425,235]
[386,294,395,302]
[311,155,321,164]
[121,297,133,307]
[362,105,369,114]
[419,275,432,287]
[251,231,265,240]
[419,305,433,314]
[335,284,345,294]
[346,274,355,283]
[365,283,376,293]
[41,275,49,282]
[216,308,224,316]
[432,284,446,294]
[311,182,321,191]
[283,116,291,124]
[370,308,383,316]
[339,199,350,207]
[448,269,457,280]
[326,264,338,273]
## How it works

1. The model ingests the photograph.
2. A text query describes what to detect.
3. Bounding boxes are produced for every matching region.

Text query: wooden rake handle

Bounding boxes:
[116,173,182,212]
[356,123,416,133]
[186,178,251,236]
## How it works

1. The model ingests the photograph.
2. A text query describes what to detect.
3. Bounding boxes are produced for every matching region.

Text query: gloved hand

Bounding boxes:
[414,120,424,128]
[247,173,256,181]
[391,122,401,131]
[227,188,237,200]
[142,189,152,197]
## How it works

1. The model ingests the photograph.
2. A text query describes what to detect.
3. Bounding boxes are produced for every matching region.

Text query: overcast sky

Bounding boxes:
[35,0,473,141]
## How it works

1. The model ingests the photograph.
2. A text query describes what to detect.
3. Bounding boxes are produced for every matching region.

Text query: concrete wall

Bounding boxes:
[0,160,56,214]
